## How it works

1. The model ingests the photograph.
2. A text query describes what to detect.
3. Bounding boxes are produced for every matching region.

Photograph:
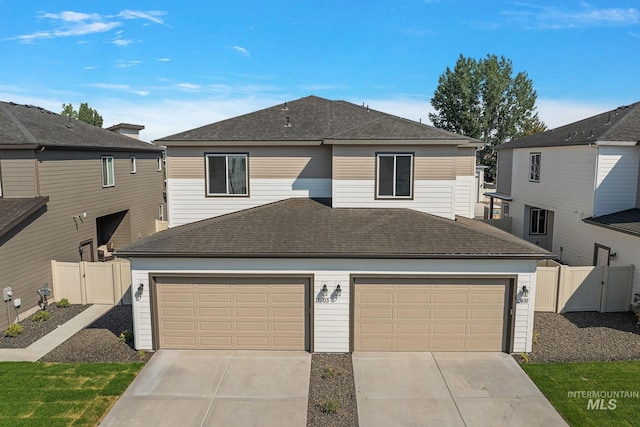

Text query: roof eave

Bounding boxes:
[115,251,551,259]
[583,218,640,237]
[324,138,478,146]
[0,196,49,239]
[156,139,324,147]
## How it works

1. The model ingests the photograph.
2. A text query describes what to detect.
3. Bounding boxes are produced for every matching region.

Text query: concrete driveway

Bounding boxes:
[100,350,311,427]
[353,352,568,427]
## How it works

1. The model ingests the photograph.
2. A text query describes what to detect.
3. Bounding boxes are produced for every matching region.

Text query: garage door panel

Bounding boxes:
[200,321,231,331]
[354,278,509,352]
[156,278,307,350]
[199,307,232,317]
[397,308,428,319]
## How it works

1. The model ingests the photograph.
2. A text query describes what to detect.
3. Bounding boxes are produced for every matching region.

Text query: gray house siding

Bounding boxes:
[0,150,38,197]
[0,149,164,330]
[496,148,513,196]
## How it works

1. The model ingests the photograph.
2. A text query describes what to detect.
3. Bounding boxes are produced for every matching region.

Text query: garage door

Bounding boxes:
[154,276,308,350]
[353,278,510,351]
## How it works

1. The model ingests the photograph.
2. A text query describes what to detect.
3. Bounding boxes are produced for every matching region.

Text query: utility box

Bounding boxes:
[2,287,12,302]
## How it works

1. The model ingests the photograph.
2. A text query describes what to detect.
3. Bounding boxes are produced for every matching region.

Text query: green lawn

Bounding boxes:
[522,361,640,427]
[0,362,143,426]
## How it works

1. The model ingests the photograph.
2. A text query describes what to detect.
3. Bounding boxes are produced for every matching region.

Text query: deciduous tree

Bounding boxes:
[61,102,103,127]
[429,54,545,180]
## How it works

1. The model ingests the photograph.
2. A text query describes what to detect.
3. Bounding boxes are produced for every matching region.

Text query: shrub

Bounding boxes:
[119,330,134,346]
[32,310,51,322]
[320,400,340,414]
[5,323,24,337]
[321,366,337,379]
[520,352,529,363]
[57,298,70,308]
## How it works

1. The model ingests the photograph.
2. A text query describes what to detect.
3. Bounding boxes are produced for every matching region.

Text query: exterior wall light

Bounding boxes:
[321,284,328,297]
[609,251,617,261]
[335,284,342,297]
[521,285,529,297]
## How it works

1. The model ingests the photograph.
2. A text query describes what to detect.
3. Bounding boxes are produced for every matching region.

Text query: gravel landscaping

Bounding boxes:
[307,353,359,427]
[0,303,90,348]
[516,311,640,363]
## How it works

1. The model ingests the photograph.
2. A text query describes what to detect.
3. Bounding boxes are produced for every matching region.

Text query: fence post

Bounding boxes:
[112,262,121,305]
[50,260,58,302]
[554,265,562,313]
[599,266,608,313]
[79,261,87,305]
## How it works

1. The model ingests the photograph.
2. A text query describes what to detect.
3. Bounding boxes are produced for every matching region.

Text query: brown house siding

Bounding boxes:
[167,145,332,180]
[0,149,164,330]
[332,145,457,181]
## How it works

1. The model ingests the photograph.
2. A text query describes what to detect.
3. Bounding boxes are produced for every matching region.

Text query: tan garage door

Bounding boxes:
[155,276,308,350]
[354,278,510,351]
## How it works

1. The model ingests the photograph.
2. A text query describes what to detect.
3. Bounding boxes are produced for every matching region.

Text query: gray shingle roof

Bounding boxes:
[156,95,479,144]
[583,208,640,237]
[117,198,551,259]
[0,197,48,239]
[0,102,161,152]
[499,101,640,149]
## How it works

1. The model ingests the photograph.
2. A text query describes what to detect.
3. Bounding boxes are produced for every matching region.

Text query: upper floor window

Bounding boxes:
[529,152,541,182]
[130,156,136,174]
[205,153,248,196]
[156,156,163,172]
[529,208,547,235]
[377,153,413,198]
[101,156,115,187]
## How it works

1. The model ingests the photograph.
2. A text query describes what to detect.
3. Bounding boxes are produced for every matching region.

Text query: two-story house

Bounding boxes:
[0,102,165,330]
[118,96,550,354]
[491,102,640,304]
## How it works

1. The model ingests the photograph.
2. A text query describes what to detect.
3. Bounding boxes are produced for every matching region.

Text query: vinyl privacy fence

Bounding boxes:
[535,260,634,313]
[50,259,132,305]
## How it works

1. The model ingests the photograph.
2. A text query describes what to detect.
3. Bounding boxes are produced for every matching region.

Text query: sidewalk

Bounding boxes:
[0,304,113,362]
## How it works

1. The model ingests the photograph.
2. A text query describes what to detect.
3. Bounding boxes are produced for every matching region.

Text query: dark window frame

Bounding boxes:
[204,153,250,197]
[375,152,415,199]
[529,152,541,182]
[529,208,547,235]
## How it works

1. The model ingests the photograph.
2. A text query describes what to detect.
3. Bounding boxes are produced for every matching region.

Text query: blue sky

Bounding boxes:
[2,1,640,141]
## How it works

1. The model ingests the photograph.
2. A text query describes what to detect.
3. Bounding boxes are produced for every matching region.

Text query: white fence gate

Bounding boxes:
[51,260,132,305]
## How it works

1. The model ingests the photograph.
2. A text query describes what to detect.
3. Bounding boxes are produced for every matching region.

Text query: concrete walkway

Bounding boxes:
[353,352,568,427]
[100,350,311,427]
[0,304,113,362]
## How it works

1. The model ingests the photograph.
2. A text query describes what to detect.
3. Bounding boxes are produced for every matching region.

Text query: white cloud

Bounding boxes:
[112,38,133,46]
[83,66,98,70]
[232,46,250,56]
[7,9,167,43]
[118,10,168,26]
[536,99,614,129]
[502,3,640,29]
[115,60,141,68]
[157,58,171,62]
[176,83,201,91]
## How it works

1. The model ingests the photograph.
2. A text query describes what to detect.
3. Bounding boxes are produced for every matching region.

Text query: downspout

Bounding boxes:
[34,146,45,196]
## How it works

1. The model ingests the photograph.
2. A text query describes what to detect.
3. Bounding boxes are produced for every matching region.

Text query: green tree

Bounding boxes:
[61,102,103,127]
[429,54,545,181]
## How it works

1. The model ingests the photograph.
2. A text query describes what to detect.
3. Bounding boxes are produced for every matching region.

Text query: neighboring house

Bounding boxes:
[118,96,551,354]
[491,102,640,302]
[0,102,165,330]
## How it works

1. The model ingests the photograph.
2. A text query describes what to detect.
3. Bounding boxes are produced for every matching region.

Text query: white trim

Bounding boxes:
[376,153,414,199]
[205,153,249,196]
[101,156,115,187]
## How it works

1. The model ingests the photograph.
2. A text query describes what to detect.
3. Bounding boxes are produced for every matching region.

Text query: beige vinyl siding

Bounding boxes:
[455,147,475,176]
[332,145,457,181]
[0,149,164,330]
[496,149,513,195]
[0,150,37,197]
[167,145,331,180]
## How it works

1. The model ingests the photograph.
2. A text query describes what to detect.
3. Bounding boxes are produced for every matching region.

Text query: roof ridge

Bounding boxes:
[0,102,39,145]
[599,102,640,141]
